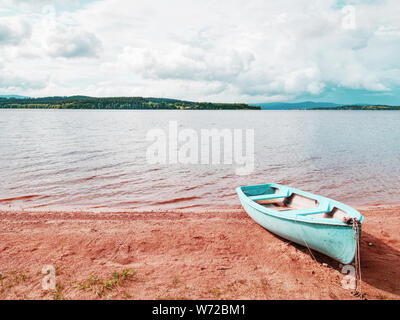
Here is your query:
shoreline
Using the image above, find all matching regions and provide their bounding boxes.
[1,200,397,215]
[1,205,399,300]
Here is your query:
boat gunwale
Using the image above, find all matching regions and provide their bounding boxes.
[236,183,364,227]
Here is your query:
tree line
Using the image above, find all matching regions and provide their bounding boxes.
[0,96,261,110]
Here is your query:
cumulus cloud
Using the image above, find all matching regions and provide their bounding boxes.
[0,0,51,5]
[0,17,31,45]
[44,25,102,58]
[115,46,254,82]
[0,60,48,91]
[93,0,396,101]
[0,0,55,11]
[0,0,399,102]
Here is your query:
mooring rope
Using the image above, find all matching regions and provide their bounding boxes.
[294,215,317,262]
[295,214,364,299]
[350,219,364,300]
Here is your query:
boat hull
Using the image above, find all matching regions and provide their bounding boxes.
[237,185,361,264]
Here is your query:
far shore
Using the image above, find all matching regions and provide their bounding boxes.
[0,204,399,300]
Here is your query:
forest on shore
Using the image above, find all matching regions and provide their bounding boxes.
[0,96,260,110]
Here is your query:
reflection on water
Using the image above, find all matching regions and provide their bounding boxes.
[0,109,399,212]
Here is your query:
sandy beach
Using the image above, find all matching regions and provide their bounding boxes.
[0,204,399,300]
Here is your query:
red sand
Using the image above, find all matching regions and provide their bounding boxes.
[0,204,399,300]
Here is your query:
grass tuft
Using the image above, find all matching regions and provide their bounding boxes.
[75,268,136,298]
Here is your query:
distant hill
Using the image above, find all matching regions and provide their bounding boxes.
[0,95,30,99]
[0,96,260,110]
[252,101,341,110]
[310,104,400,110]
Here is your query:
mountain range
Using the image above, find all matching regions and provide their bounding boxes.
[251,101,342,110]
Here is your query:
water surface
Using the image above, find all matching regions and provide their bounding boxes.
[0,109,399,212]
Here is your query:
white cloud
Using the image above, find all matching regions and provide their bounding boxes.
[0,59,48,91]
[44,25,102,58]
[0,0,399,101]
[0,17,31,45]
[114,45,254,82]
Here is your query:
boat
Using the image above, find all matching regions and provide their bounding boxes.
[236,183,364,264]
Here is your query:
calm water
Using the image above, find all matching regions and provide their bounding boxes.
[0,109,399,212]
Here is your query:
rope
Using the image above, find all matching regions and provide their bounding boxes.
[294,215,317,262]
[295,214,365,299]
[349,219,365,300]
[296,215,365,299]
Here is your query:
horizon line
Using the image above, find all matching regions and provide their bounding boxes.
[1,95,399,107]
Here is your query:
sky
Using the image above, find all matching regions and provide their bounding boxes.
[0,0,399,104]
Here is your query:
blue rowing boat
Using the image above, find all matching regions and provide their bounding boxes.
[236,183,364,264]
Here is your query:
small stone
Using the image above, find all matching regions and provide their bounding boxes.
[368,242,373,246]
[217,266,232,271]
[322,263,328,267]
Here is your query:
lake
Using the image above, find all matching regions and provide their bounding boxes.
[0,109,399,212]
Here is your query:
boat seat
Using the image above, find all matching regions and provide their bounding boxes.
[280,199,330,215]
[249,189,290,201]
[282,207,329,215]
